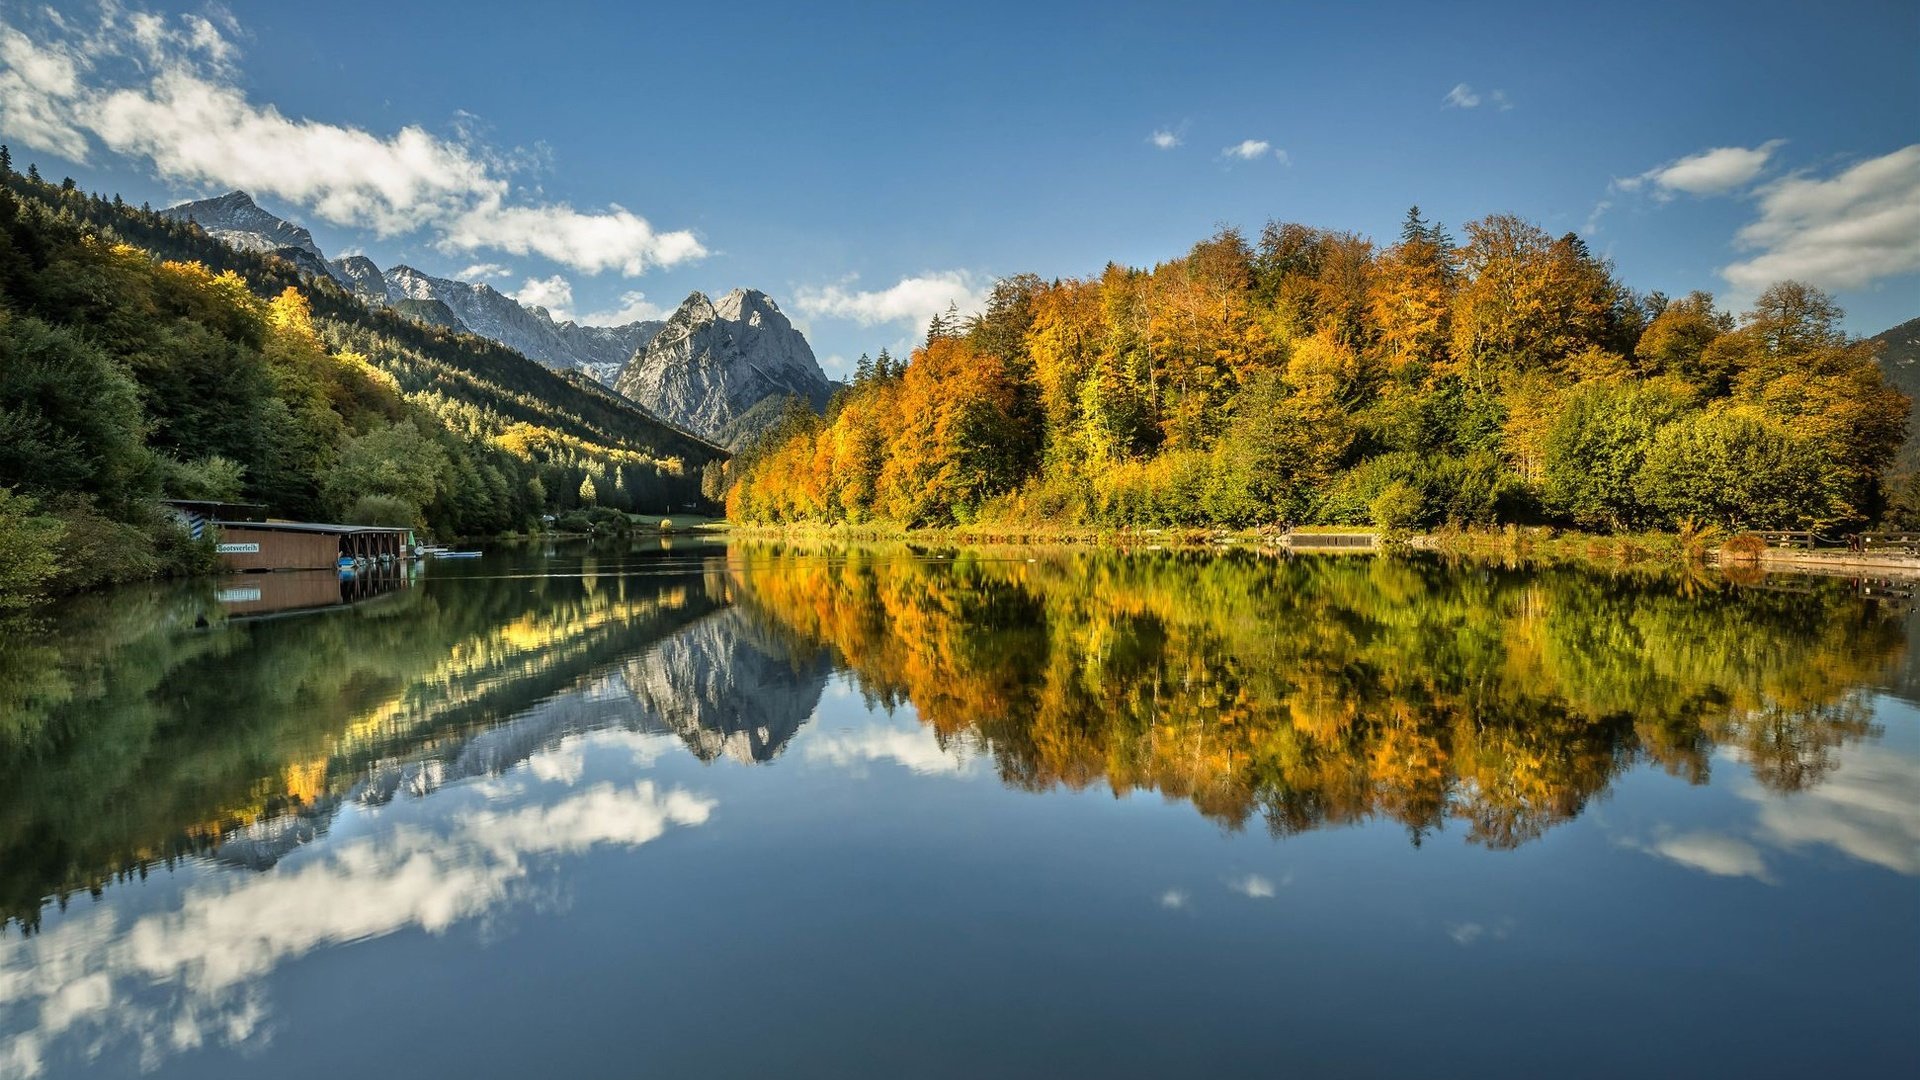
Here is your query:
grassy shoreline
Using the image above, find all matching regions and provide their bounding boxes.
[721,520,1710,563]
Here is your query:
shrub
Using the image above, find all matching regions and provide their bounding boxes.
[0,488,65,608]
[1720,533,1767,562]
[44,498,160,593]
[1370,480,1425,532]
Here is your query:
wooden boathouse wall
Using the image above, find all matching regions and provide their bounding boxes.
[212,522,414,572]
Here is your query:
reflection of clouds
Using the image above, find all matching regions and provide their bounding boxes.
[0,779,713,1078]
[1226,874,1278,899]
[804,723,975,777]
[527,744,586,785]
[1621,735,1919,882]
[1637,831,1774,883]
[1741,739,1920,876]
[1446,918,1512,946]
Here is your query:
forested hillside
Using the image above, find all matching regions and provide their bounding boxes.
[728,211,1911,533]
[0,155,723,604]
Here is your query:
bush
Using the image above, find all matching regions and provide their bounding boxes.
[554,511,595,534]
[1370,481,1425,532]
[1720,533,1767,562]
[44,498,161,593]
[0,488,65,608]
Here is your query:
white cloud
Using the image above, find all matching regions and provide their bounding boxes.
[1720,144,1920,292]
[577,290,669,326]
[1226,873,1276,899]
[0,8,704,277]
[457,262,510,281]
[513,274,573,317]
[1158,889,1189,910]
[1148,128,1181,150]
[1620,140,1785,198]
[1583,199,1612,236]
[1222,138,1287,163]
[442,202,706,277]
[793,271,990,330]
[1443,83,1512,111]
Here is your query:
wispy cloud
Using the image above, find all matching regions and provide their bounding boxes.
[793,271,989,330]
[0,6,704,277]
[457,262,510,281]
[578,290,669,326]
[1222,139,1288,164]
[1720,143,1920,292]
[1158,889,1190,910]
[1443,83,1511,110]
[1148,127,1181,150]
[1618,140,1786,199]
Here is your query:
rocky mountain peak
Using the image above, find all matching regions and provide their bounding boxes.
[162,190,323,260]
[614,288,832,447]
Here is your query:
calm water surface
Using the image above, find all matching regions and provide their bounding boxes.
[1,541,1916,1078]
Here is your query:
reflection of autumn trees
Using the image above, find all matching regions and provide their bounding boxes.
[730,546,1899,847]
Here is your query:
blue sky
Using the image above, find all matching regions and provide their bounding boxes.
[1,0,1916,373]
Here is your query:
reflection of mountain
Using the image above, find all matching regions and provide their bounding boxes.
[623,608,833,763]
[0,553,849,921]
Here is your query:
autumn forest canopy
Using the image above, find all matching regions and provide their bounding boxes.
[726,209,1912,534]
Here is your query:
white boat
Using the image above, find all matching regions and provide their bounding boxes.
[432,550,482,559]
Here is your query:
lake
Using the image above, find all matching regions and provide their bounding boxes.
[2,541,1917,1078]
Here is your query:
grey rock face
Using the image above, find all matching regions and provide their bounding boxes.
[615,289,833,444]
[160,192,663,378]
[385,265,662,377]
[329,255,390,305]
[162,190,325,260]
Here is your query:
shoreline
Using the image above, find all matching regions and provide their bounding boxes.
[719,523,1920,580]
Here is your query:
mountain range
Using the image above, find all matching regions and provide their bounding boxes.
[163,191,836,445]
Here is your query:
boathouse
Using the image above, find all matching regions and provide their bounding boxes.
[212,520,414,572]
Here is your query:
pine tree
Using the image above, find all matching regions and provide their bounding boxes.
[25,163,39,183]
[0,145,11,175]
[875,348,894,380]
[579,475,597,505]
[854,352,874,384]
[1400,206,1430,246]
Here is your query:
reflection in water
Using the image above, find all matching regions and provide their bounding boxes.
[0,542,1915,1076]
[724,546,1905,847]
[0,759,710,1078]
[1,545,1909,931]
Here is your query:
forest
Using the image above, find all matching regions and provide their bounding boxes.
[0,157,723,604]
[726,210,1912,533]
